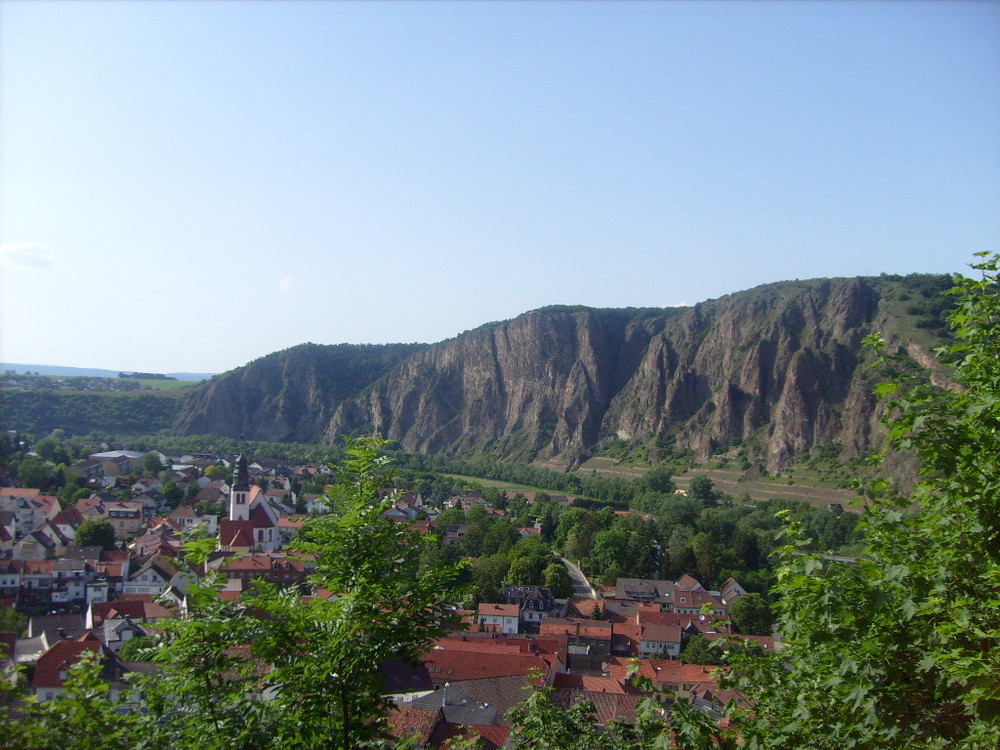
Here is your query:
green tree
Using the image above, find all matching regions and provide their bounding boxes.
[161,479,183,506]
[15,456,53,490]
[0,604,27,636]
[728,592,775,636]
[243,437,466,750]
[641,465,675,495]
[33,437,69,465]
[506,554,547,586]
[74,518,117,551]
[687,474,716,503]
[542,561,574,599]
[116,634,157,661]
[470,553,511,603]
[140,451,163,474]
[679,634,725,666]
[481,520,520,556]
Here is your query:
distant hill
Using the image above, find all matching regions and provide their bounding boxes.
[0,363,216,381]
[172,342,429,442]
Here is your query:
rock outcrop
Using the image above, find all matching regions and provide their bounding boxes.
[175,276,951,471]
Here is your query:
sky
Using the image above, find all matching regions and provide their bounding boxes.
[2,1,998,375]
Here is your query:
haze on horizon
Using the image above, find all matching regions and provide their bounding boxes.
[1,1,998,375]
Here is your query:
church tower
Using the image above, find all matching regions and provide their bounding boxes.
[230,454,251,522]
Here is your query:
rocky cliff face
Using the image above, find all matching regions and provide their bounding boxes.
[326,278,906,470]
[177,277,949,471]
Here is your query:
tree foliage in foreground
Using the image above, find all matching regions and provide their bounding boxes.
[716,252,1000,749]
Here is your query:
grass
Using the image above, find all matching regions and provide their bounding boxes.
[135,379,200,391]
[439,473,555,496]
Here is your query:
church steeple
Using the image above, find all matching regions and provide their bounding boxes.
[233,454,250,491]
[230,454,251,521]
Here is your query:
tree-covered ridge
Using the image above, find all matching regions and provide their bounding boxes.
[228,342,430,400]
[0,390,183,438]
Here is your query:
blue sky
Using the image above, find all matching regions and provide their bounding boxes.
[2,1,998,374]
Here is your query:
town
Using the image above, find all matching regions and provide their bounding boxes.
[0,444,775,747]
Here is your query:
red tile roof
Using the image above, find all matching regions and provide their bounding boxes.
[422,650,550,682]
[0,487,40,499]
[219,520,256,549]
[386,705,441,746]
[31,639,102,689]
[549,689,645,726]
[477,603,518,618]
[604,657,723,689]
[552,673,627,693]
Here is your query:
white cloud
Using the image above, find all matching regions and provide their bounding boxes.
[276,276,294,293]
[0,243,53,269]
[664,300,690,308]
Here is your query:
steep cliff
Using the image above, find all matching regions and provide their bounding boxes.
[173,343,426,442]
[175,275,952,471]
[325,277,948,470]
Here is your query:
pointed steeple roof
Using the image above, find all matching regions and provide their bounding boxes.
[232,455,250,492]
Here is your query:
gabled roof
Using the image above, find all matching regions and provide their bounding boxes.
[50,506,85,529]
[539,618,613,640]
[616,576,675,595]
[193,487,225,504]
[220,553,307,573]
[477,603,518,618]
[62,545,103,562]
[549,689,644,726]
[552,673,627,694]
[386,705,442,747]
[380,659,434,694]
[0,487,41,500]
[604,656,724,688]
[431,723,509,750]
[422,650,550,682]
[249,502,279,528]
[128,555,177,583]
[218,520,256,549]
[674,574,704,591]
[88,598,172,626]
[73,496,104,515]
[21,559,56,575]
[31,639,102,688]
[32,495,61,517]
[639,623,682,644]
